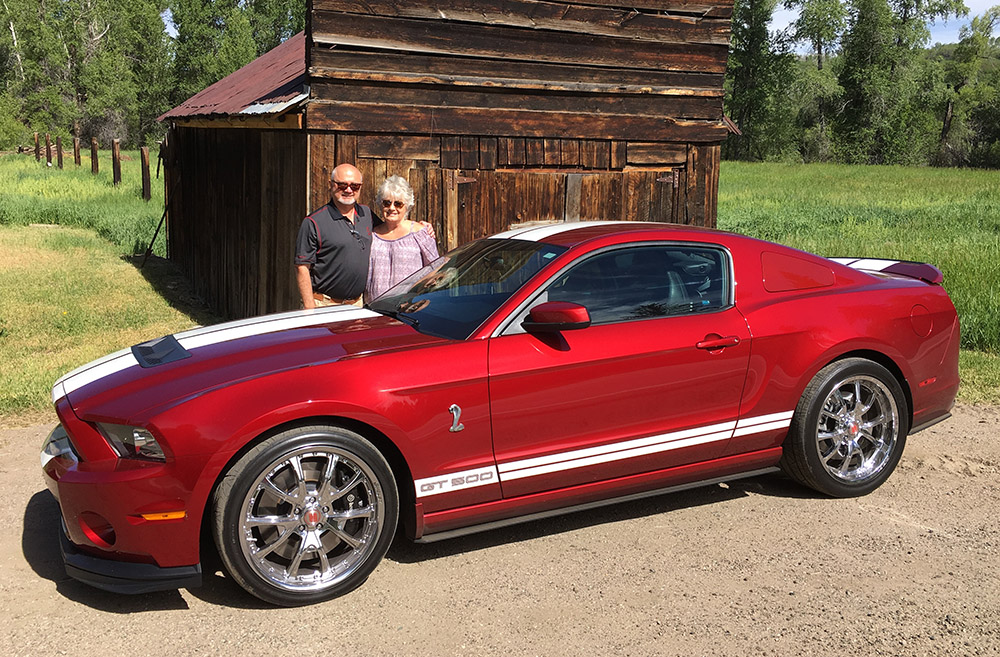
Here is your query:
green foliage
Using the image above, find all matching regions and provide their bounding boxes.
[725,0,799,160]
[0,154,166,257]
[718,161,1000,353]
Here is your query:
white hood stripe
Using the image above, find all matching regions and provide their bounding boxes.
[52,306,380,402]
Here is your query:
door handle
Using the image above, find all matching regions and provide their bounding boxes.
[696,335,740,350]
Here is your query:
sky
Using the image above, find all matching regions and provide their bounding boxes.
[163,3,996,47]
[772,0,998,48]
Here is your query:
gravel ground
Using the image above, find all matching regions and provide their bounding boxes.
[1,405,997,657]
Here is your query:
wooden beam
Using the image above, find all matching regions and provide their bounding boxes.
[312,0,732,45]
[312,14,728,74]
[307,101,728,142]
[310,49,724,97]
[173,114,304,130]
[310,80,722,121]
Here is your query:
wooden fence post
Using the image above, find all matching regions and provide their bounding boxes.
[91,138,99,175]
[34,133,40,161]
[45,134,52,165]
[141,147,151,201]
[73,138,81,166]
[112,139,121,186]
[56,136,63,169]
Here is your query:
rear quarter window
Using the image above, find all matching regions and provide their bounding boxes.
[761,251,836,293]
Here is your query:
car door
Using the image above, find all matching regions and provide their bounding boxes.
[487,243,751,499]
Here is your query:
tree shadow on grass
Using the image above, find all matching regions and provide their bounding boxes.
[125,254,225,327]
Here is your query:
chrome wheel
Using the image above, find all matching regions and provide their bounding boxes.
[816,375,899,484]
[214,426,397,605]
[781,358,909,498]
[239,443,385,592]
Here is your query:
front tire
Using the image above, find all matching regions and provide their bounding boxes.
[781,358,909,497]
[212,425,398,606]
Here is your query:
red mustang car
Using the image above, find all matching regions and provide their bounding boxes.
[41,222,959,606]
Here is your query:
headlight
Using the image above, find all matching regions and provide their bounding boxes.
[97,423,166,461]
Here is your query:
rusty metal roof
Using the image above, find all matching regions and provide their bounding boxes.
[159,32,307,121]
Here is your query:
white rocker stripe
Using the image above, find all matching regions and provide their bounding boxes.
[495,411,794,483]
[500,429,734,482]
[735,410,794,428]
[498,419,738,475]
[52,306,379,402]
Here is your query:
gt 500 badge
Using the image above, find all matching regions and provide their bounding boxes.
[414,466,499,498]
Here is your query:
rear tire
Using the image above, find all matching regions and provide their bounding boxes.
[781,358,908,497]
[212,425,398,606]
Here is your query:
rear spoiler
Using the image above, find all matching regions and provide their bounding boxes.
[830,258,944,285]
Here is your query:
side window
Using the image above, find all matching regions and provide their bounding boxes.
[545,245,729,325]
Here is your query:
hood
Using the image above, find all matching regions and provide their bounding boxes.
[53,306,445,421]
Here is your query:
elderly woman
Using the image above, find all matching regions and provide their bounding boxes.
[365,175,440,302]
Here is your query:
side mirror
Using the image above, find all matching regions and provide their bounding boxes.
[521,301,591,333]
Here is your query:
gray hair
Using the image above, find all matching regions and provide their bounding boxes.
[377,175,415,209]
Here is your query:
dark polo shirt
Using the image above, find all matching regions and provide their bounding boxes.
[295,203,376,300]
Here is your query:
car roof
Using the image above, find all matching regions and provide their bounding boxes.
[490,221,727,248]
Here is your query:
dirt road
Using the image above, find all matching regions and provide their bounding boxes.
[1,406,997,657]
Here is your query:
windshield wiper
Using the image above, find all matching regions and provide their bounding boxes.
[373,307,420,329]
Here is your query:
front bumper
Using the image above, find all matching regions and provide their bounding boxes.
[42,423,205,592]
[60,521,202,594]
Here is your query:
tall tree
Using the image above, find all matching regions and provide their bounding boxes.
[783,0,847,70]
[936,6,1000,163]
[169,0,255,104]
[725,0,796,160]
[244,0,305,56]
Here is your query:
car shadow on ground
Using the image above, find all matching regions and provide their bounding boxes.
[386,471,812,565]
[23,472,817,611]
[22,490,193,612]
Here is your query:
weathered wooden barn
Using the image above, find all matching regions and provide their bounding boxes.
[160,1,734,319]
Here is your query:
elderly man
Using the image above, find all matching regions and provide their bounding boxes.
[295,164,375,308]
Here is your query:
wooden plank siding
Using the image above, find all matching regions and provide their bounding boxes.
[307,0,729,142]
[167,126,307,319]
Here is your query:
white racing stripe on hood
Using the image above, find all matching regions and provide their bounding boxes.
[52,306,379,403]
[176,307,377,350]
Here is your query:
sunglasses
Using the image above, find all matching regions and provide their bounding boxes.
[333,181,362,192]
[381,200,406,209]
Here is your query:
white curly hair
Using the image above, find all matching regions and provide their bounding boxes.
[377,175,415,211]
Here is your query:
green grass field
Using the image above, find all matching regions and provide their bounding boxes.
[0,151,166,256]
[718,162,1000,353]
[0,156,997,423]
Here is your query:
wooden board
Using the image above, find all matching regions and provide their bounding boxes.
[307,101,728,142]
[313,0,732,45]
[312,13,728,74]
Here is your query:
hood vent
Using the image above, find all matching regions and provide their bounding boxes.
[131,335,192,368]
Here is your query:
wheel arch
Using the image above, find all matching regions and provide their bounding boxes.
[824,349,913,429]
[198,414,417,563]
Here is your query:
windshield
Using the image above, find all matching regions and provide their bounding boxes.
[369,239,567,340]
